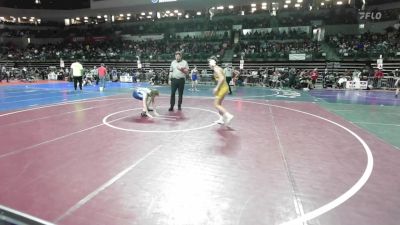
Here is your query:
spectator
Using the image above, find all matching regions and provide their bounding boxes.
[70,60,84,91]
[0,65,8,83]
[190,66,199,91]
[310,68,319,89]
[374,69,384,89]
[223,65,233,94]
[288,67,297,88]
[98,63,107,91]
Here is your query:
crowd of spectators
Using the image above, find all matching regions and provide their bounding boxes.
[2,25,399,62]
[0,34,229,61]
[234,30,322,60]
[0,5,369,39]
[0,26,114,38]
[0,3,399,62]
[327,29,400,59]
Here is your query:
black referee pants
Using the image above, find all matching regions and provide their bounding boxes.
[73,76,83,90]
[170,78,185,109]
[226,77,232,94]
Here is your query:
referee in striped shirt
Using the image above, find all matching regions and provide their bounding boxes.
[168,51,189,111]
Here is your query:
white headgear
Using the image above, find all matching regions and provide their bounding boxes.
[209,59,216,67]
[208,56,218,67]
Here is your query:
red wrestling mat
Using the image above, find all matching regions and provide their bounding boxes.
[0,96,399,225]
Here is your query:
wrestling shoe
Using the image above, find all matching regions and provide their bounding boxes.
[223,113,234,126]
[214,117,224,125]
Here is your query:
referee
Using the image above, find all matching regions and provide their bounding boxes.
[168,51,189,111]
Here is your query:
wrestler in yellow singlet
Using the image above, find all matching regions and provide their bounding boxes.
[214,73,229,99]
[208,56,234,126]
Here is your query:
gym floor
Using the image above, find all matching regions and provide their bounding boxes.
[0,81,399,225]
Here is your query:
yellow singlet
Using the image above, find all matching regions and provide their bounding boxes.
[214,73,229,99]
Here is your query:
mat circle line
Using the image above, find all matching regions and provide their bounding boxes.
[235,99,373,225]
[102,106,220,133]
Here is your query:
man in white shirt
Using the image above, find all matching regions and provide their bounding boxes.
[70,60,84,91]
[168,51,189,111]
[223,65,233,95]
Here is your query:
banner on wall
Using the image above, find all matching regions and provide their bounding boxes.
[289,54,306,61]
[70,36,110,43]
[121,34,164,41]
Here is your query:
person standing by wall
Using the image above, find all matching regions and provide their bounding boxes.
[374,69,384,89]
[70,60,84,91]
[395,72,400,98]
[0,65,8,83]
[98,63,107,92]
[168,51,189,111]
[310,68,319,89]
[190,66,199,91]
[90,66,98,85]
[288,67,297,88]
[223,65,233,95]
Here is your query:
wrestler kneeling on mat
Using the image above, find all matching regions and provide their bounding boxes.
[208,56,234,126]
[132,87,160,118]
